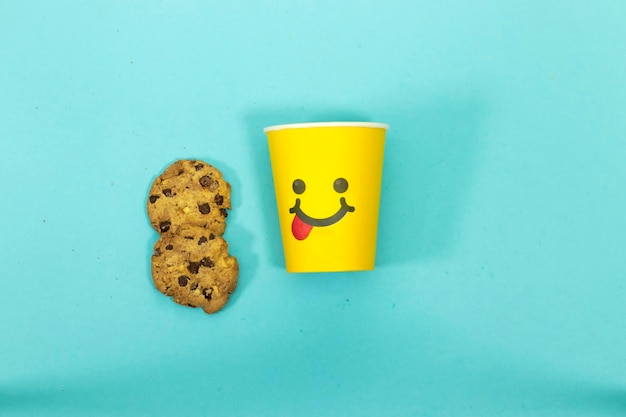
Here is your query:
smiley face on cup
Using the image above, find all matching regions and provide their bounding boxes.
[265,122,387,272]
[289,177,355,240]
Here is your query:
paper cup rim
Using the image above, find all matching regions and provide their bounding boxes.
[263,121,389,133]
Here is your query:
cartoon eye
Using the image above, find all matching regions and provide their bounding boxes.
[333,177,348,193]
[292,179,306,194]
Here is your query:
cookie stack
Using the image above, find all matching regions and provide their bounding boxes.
[147,160,238,314]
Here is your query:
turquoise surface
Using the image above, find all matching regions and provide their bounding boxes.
[2,1,626,416]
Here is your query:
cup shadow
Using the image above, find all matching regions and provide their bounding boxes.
[375,94,488,265]
[242,93,487,268]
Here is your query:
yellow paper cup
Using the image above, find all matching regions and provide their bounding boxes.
[265,122,388,272]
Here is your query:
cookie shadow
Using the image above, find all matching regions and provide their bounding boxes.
[143,167,162,290]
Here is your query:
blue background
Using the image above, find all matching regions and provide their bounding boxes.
[2,1,626,416]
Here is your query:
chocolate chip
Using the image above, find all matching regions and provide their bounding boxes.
[153,248,162,257]
[190,282,198,290]
[187,262,200,274]
[163,188,174,197]
[202,287,213,300]
[209,233,215,240]
[149,195,160,204]
[184,236,194,240]
[194,163,204,171]
[198,236,208,245]
[214,194,224,205]
[220,208,228,218]
[159,221,171,233]
[198,203,210,214]
[200,175,219,191]
[178,275,189,286]
[165,244,174,250]
[200,257,214,268]
[199,176,213,188]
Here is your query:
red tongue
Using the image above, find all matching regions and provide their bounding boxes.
[292,215,313,240]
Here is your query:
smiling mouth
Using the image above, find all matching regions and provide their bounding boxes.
[289,197,355,240]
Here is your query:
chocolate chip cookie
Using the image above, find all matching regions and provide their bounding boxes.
[147,159,232,235]
[151,225,239,314]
